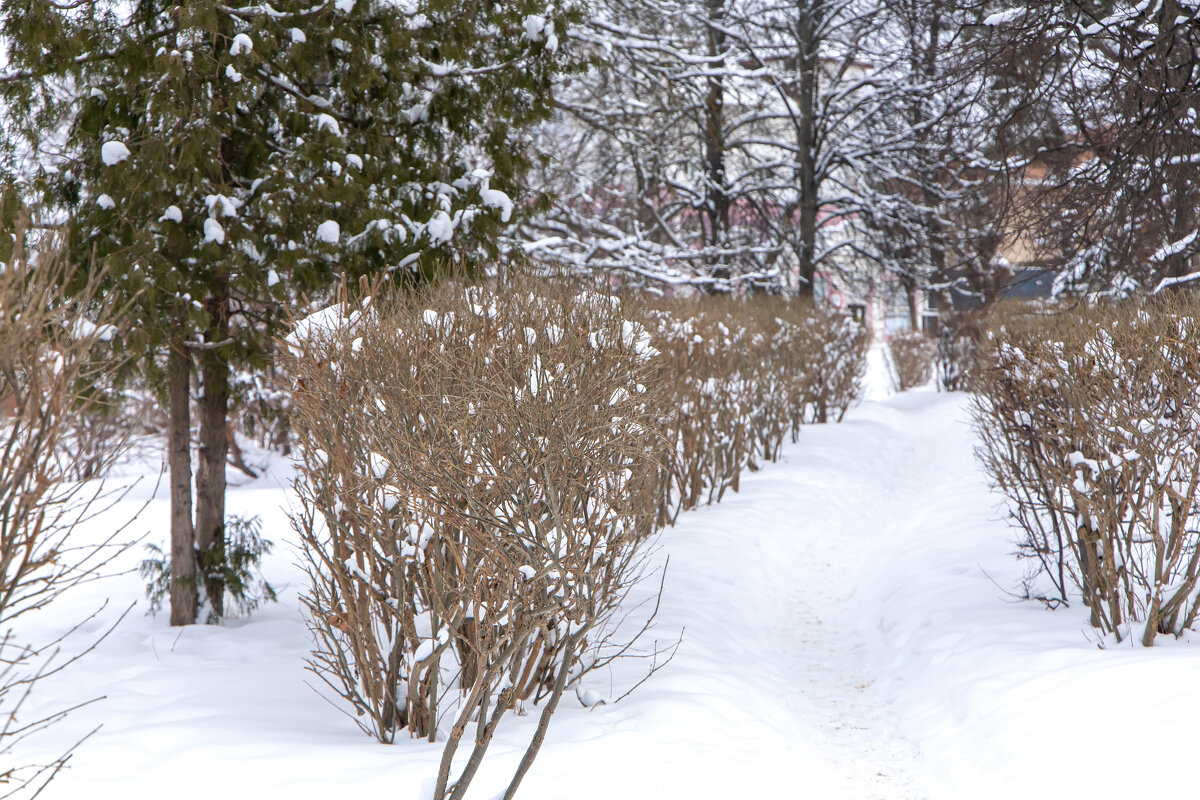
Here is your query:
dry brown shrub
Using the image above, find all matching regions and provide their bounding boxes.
[640,299,762,511]
[285,278,672,799]
[0,222,132,795]
[282,277,870,797]
[974,295,1200,645]
[641,297,867,513]
[936,311,983,391]
[790,305,869,424]
[886,332,936,392]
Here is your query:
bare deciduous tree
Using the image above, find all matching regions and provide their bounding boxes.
[981,1,1200,295]
[525,0,905,295]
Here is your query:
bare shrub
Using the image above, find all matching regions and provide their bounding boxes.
[231,358,292,462]
[53,367,161,483]
[54,387,123,483]
[285,279,671,799]
[791,306,868,424]
[641,300,763,511]
[886,332,935,392]
[283,278,869,796]
[936,311,983,391]
[0,224,132,795]
[642,297,867,513]
[975,296,1200,645]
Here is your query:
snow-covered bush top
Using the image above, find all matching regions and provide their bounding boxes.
[975,298,1200,646]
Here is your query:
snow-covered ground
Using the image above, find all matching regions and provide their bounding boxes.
[18,374,1200,798]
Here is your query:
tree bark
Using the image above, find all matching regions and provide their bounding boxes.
[168,319,196,627]
[447,687,514,800]
[703,0,731,287]
[195,281,231,622]
[794,2,820,298]
[917,5,947,293]
[904,276,921,332]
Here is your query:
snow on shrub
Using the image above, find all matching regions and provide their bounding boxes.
[284,279,671,799]
[790,305,869,424]
[975,297,1200,645]
[642,297,867,514]
[282,277,869,796]
[887,331,936,392]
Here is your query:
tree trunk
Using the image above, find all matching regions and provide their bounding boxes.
[918,6,947,293]
[905,277,921,332]
[168,321,196,627]
[195,281,231,622]
[794,2,820,298]
[703,0,730,287]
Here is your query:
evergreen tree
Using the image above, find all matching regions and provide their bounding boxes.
[1,0,575,624]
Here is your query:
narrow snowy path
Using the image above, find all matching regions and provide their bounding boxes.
[556,399,933,798]
[515,388,960,798]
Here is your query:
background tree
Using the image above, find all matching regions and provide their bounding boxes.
[852,0,1026,322]
[524,0,900,294]
[737,0,895,297]
[980,0,1200,295]
[523,0,769,288]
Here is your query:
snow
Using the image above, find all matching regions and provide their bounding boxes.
[426,210,453,244]
[849,393,1200,798]
[369,452,389,479]
[20,376,1200,798]
[96,193,115,210]
[70,317,117,342]
[982,7,1025,25]
[229,33,253,56]
[523,14,557,50]
[202,218,226,245]
[523,14,545,40]
[204,194,240,218]
[225,64,243,83]
[315,113,341,137]
[481,188,513,223]
[1150,229,1200,265]
[315,220,340,244]
[100,140,130,166]
[290,28,307,44]
[284,302,368,355]
[158,205,183,224]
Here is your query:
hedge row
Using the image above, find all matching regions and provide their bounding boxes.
[283,277,867,797]
[974,297,1200,646]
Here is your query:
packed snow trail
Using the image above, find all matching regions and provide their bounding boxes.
[520,390,938,798]
[25,388,1200,798]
